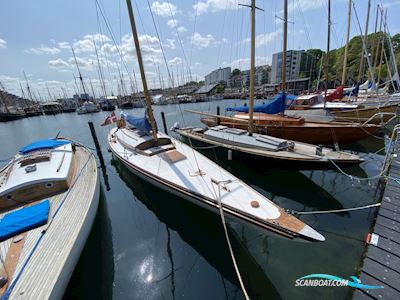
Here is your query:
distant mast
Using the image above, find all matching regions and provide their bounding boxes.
[357,0,371,82]
[23,71,35,103]
[71,47,88,100]
[247,0,256,136]
[282,0,288,93]
[323,0,331,110]
[341,0,352,86]
[126,0,158,141]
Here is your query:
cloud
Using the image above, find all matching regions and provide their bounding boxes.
[226,56,272,69]
[191,32,215,48]
[101,34,162,65]
[242,31,280,48]
[193,0,237,15]
[73,33,111,53]
[27,46,61,55]
[68,56,95,70]
[0,38,6,49]
[48,58,69,69]
[177,26,187,33]
[167,19,178,29]
[168,56,182,66]
[288,0,324,14]
[164,39,176,49]
[57,42,70,49]
[151,1,177,17]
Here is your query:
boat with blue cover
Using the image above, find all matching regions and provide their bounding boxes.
[0,138,99,299]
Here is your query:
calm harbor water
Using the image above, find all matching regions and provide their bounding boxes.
[0,100,388,299]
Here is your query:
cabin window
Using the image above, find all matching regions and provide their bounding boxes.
[6,194,12,201]
[45,182,54,189]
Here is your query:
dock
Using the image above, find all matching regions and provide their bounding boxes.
[354,127,400,299]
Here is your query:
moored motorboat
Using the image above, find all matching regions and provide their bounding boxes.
[76,101,101,114]
[0,138,99,299]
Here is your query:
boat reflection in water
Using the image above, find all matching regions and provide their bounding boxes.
[64,188,114,299]
[111,158,282,299]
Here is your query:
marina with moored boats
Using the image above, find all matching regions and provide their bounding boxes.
[1,0,400,299]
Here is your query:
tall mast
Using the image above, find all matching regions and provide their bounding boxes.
[93,40,107,97]
[282,0,288,93]
[324,0,331,110]
[357,0,371,82]
[23,71,35,103]
[247,0,256,135]
[89,78,97,100]
[46,84,53,102]
[19,82,26,100]
[341,0,352,86]
[71,47,88,98]
[126,0,158,141]
[373,5,383,71]
[0,81,10,113]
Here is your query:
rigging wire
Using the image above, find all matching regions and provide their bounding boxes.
[166,0,193,82]
[188,0,199,73]
[95,0,138,95]
[146,0,174,87]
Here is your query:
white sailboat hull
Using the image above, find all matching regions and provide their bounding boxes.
[108,127,325,241]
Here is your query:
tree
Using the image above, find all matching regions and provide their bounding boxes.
[231,68,241,77]
[214,84,225,94]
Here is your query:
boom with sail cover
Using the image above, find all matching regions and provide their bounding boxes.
[226,92,296,114]
[121,112,152,133]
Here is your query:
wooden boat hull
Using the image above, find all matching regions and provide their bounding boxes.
[0,145,99,299]
[331,104,398,123]
[201,116,379,145]
[176,128,361,165]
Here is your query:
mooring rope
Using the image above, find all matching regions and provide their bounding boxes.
[211,180,250,300]
[328,158,388,181]
[289,203,381,215]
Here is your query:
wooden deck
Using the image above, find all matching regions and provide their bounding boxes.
[0,146,99,299]
[353,132,400,300]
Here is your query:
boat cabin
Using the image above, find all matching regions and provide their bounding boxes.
[0,140,75,211]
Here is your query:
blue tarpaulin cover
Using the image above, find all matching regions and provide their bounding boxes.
[0,200,50,242]
[226,92,296,114]
[19,139,70,154]
[121,112,152,133]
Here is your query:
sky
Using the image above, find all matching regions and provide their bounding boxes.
[0,0,399,100]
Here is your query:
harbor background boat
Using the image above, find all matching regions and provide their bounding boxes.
[0,100,388,299]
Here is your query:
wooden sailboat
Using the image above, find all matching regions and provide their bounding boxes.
[0,138,99,298]
[107,0,325,242]
[196,110,379,145]
[177,0,363,161]
[197,0,381,144]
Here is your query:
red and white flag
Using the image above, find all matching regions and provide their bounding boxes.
[101,112,117,126]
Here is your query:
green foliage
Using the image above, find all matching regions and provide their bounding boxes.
[231,68,241,77]
[214,84,225,94]
[312,32,399,85]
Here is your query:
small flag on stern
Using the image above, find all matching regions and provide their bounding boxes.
[101,112,117,126]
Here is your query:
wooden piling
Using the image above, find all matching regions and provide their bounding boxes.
[161,111,168,134]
